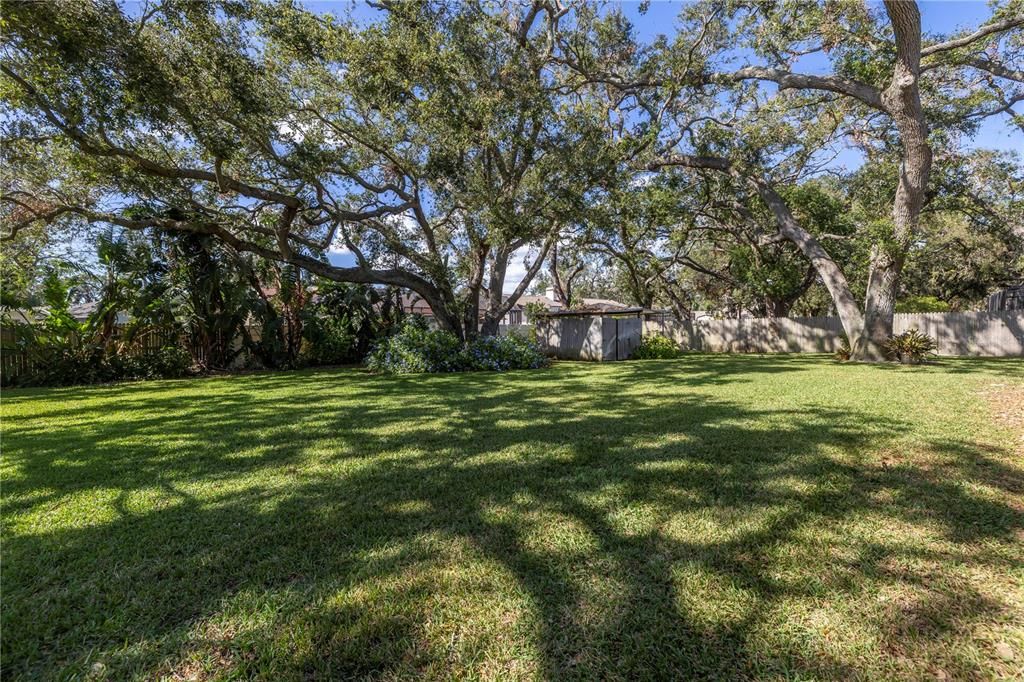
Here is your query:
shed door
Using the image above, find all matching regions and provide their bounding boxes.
[615,317,642,360]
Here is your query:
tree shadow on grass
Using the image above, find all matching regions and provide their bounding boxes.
[2,358,1022,680]
[852,356,1024,378]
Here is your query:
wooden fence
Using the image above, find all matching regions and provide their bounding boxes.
[642,311,1024,357]
[496,324,534,339]
[0,325,180,381]
[0,327,31,379]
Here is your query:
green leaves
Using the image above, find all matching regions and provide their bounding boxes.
[4,0,1021,336]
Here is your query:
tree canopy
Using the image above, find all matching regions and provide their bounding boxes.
[3,0,1022,359]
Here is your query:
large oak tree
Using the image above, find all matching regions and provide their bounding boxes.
[1,0,611,339]
[567,0,1023,359]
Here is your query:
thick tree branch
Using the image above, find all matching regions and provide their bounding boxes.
[1,203,73,241]
[713,66,885,111]
[920,14,1024,57]
[2,64,303,208]
[965,57,1024,83]
[495,233,556,318]
[646,154,864,337]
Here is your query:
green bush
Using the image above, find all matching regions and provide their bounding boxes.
[885,328,937,364]
[8,345,109,387]
[300,281,400,366]
[302,316,359,366]
[462,334,549,371]
[3,345,192,387]
[366,320,464,373]
[116,346,192,380]
[366,320,548,374]
[895,296,951,313]
[632,334,683,359]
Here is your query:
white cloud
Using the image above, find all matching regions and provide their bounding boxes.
[328,231,353,255]
[502,245,537,294]
[276,110,344,146]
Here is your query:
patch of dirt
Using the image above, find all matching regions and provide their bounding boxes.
[162,622,240,681]
[979,381,1024,455]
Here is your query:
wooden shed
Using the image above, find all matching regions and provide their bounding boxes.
[533,307,644,361]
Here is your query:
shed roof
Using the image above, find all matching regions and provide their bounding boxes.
[538,305,647,318]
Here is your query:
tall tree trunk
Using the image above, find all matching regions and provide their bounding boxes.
[460,247,487,340]
[434,302,466,341]
[853,0,933,361]
[766,265,816,318]
[766,297,790,318]
[482,236,554,336]
[479,315,501,337]
[480,246,510,337]
[660,277,693,321]
[623,259,654,309]
[857,247,902,360]
[410,283,465,341]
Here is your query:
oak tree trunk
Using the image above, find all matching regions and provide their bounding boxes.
[852,0,933,361]
[749,180,866,346]
[479,247,510,337]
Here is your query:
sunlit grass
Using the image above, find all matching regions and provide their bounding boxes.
[2,355,1022,680]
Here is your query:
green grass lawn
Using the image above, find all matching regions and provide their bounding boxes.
[2,356,1023,680]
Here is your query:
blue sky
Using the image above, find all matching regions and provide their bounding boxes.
[622,0,997,40]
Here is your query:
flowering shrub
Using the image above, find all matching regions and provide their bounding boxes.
[365,321,466,373]
[366,321,548,374]
[462,334,549,371]
[631,334,683,359]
